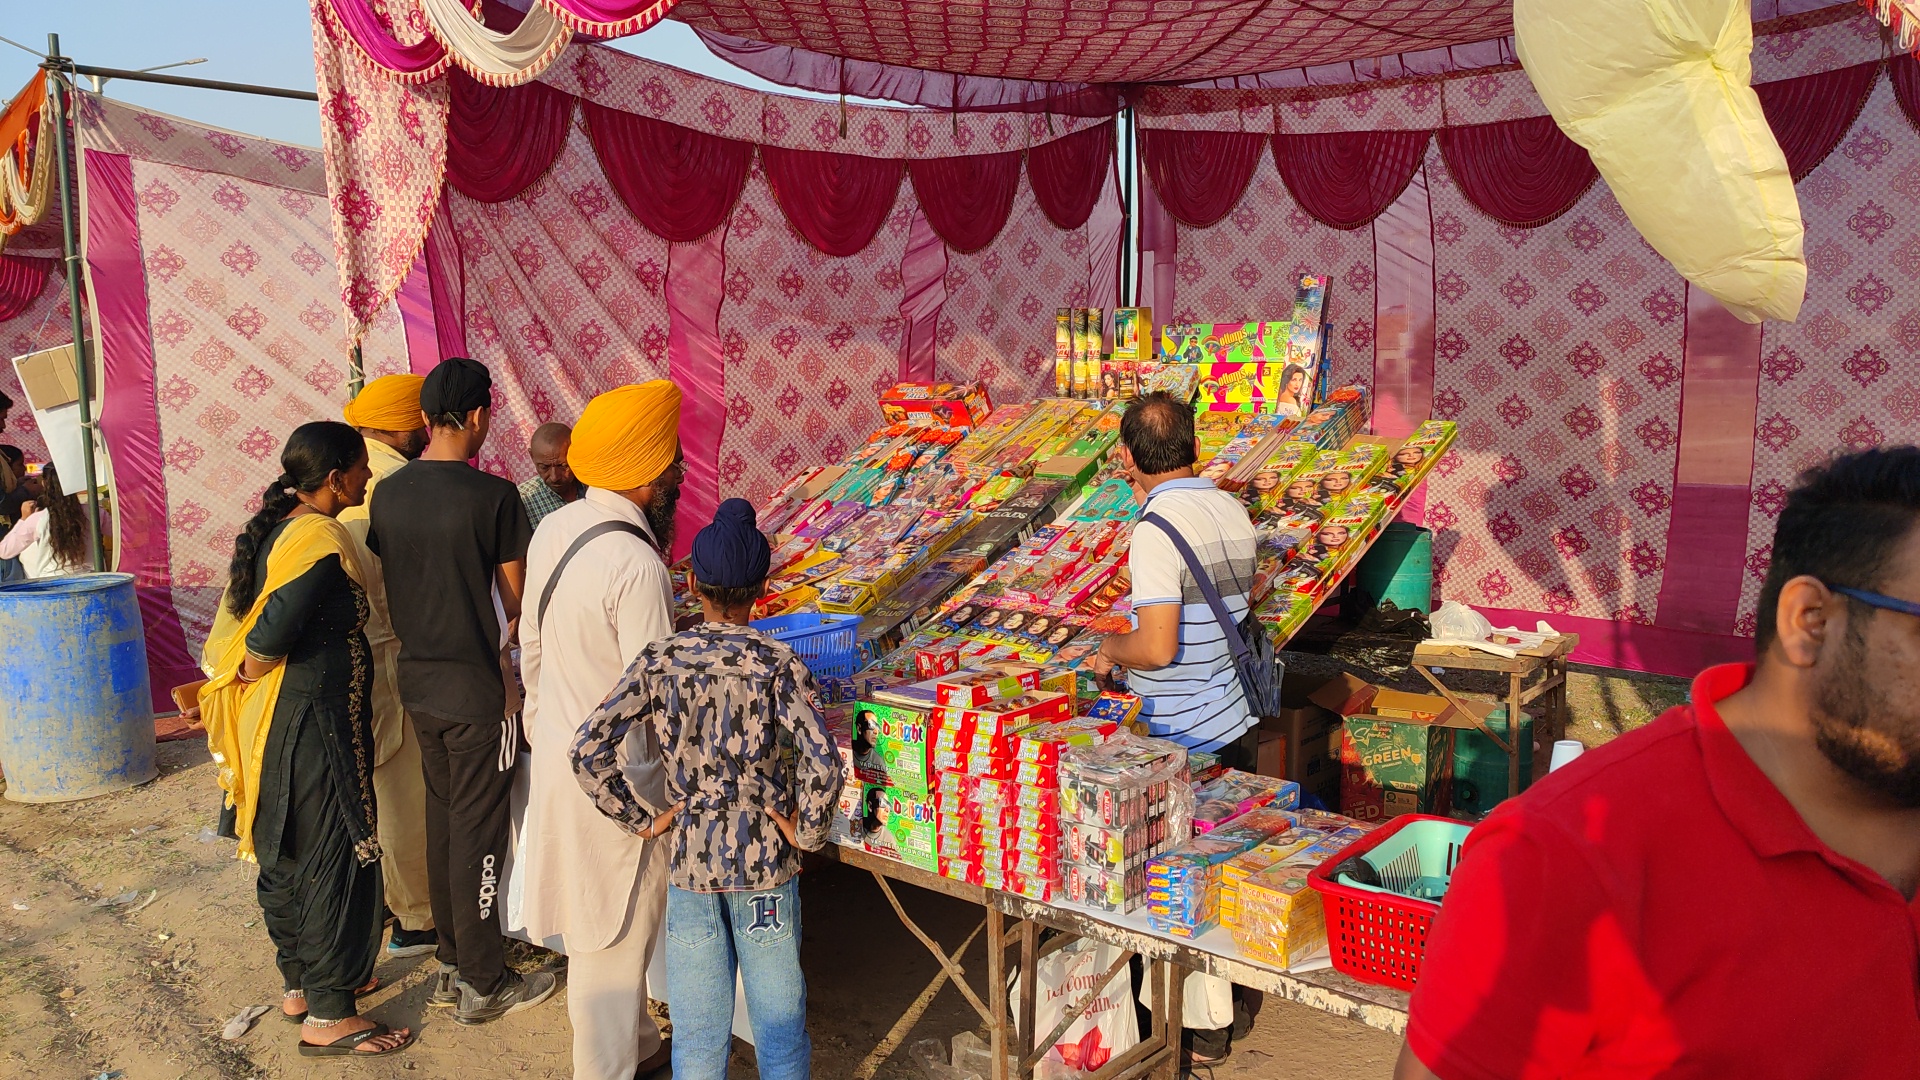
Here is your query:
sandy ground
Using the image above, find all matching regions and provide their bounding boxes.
[0,660,1683,1080]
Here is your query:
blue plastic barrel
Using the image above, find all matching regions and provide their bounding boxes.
[1352,522,1435,613]
[0,574,157,802]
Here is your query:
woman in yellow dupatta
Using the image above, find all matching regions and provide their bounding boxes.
[201,421,413,1058]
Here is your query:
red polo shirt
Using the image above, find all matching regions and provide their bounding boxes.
[1408,663,1920,1079]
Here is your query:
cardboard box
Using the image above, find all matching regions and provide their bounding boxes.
[860,783,938,872]
[11,341,92,411]
[1291,730,1341,808]
[1255,728,1285,779]
[852,703,935,794]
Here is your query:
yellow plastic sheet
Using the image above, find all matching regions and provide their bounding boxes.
[1515,0,1804,323]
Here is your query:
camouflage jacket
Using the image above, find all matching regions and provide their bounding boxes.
[571,623,840,892]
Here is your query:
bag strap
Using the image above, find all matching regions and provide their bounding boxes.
[535,519,650,630]
[1138,511,1252,667]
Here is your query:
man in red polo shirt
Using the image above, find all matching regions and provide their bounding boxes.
[1399,447,1920,1079]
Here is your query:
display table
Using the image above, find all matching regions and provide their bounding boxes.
[1408,634,1579,799]
[822,843,1409,1080]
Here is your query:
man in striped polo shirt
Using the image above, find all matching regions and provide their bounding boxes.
[1090,391,1262,1067]
[1092,391,1261,764]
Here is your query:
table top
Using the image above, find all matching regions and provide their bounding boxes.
[1412,632,1579,669]
[822,843,1412,1036]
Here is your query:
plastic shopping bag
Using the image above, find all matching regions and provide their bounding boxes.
[1009,937,1140,1076]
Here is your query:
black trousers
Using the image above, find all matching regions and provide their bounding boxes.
[256,703,383,1021]
[414,711,514,996]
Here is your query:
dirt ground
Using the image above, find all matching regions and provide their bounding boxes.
[0,658,1682,1080]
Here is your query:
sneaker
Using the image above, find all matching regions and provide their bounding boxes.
[387,926,439,958]
[454,970,558,1025]
[429,964,461,1009]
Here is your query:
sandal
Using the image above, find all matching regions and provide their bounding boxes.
[296,1021,416,1057]
[279,977,385,1023]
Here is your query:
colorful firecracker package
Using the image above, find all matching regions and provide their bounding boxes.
[859,783,939,873]
[1064,860,1148,913]
[1136,362,1200,402]
[1191,771,1301,832]
[1292,494,1389,586]
[1112,306,1152,362]
[1233,862,1328,968]
[851,702,935,795]
[826,710,863,847]
[1055,309,1074,397]
[1219,833,1319,930]
[1284,275,1331,394]
[878,381,992,430]
[935,665,1047,707]
[1363,420,1459,499]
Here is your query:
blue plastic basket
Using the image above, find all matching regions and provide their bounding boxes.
[750,613,862,679]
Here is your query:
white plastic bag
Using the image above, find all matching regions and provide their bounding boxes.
[1136,968,1235,1032]
[1009,938,1139,1076]
[1429,601,1494,643]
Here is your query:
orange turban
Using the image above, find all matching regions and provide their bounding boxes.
[569,380,683,490]
[342,374,425,431]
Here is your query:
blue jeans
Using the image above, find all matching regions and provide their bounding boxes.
[665,877,811,1080]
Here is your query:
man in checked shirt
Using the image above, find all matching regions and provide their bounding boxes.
[572,498,841,1080]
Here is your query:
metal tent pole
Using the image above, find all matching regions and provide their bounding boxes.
[67,63,317,101]
[44,35,106,571]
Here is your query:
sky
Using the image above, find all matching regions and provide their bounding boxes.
[0,2,850,148]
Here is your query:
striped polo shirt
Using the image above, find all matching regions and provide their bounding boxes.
[1127,477,1258,752]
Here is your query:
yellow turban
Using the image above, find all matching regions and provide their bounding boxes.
[569,380,683,490]
[342,374,426,431]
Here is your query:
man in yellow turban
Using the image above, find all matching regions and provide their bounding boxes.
[337,373,436,958]
[517,379,682,1079]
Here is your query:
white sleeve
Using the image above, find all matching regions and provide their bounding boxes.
[1129,519,1184,609]
[612,549,676,664]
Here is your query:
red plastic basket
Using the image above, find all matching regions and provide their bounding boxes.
[1306,813,1455,991]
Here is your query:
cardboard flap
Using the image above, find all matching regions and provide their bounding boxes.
[11,342,93,412]
[1308,671,1376,716]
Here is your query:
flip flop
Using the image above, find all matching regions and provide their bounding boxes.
[296,1021,416,1057]
[281,977,385,1024]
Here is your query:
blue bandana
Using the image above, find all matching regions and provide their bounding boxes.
[691,498,770,589]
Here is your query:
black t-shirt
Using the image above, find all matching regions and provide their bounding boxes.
[368,459,532,723]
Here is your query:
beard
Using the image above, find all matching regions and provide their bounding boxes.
[401,429,428,459]
[1810,619,1920,808]
[645,480,681,550]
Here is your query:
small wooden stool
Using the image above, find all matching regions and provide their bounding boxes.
[1409,634,1578,800]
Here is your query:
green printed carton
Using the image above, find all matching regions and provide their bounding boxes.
[859,783,939,873]
[851,702,935,795]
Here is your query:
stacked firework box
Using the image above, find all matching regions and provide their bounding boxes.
[1144,804,1299,938]
[923,666,1104,900]
[1230,812,1379,967]
[1055,308,1107,400]
[1058,732,1189,913]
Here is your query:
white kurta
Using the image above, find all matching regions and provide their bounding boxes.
[512,487,673,952]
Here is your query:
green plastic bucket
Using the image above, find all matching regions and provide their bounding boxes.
[1352,522,1433,614]
[1452,706,1534,817]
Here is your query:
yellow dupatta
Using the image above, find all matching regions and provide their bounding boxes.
[201,512,368,861]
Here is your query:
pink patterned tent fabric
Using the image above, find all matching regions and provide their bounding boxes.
[74,93,411,703]
[1135,10,1908,674]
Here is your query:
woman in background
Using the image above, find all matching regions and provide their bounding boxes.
[0,462,91,579]
[198,421,412,1058]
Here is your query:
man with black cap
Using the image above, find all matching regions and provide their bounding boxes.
[366,357,550,1024]
[572,498,842,1080]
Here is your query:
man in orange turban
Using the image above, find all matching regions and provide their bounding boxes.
[342,374,428,460]
[518,379,683,1079]
[337,372,436,958]
[567,379,685,545]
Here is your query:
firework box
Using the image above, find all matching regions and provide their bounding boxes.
[1137,362,1200,401]
[1055,310,1074,396]
[852,702,936,795]
[916,647,961,679]
[1161,322,1258,366]
[1196,361,1278,410]
[1285,275,1330,373]
[860,783,939,872]
[936,666,1047,707]
[879,382,993,430]
[1113,306,1152,362]
[1365,419,1459,499]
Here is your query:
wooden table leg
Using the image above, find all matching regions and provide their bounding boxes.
[1508,671,1524,799]
[1019,918,1038,1075]
[989,905,1008,1080]
[1156,961,1186,1080]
